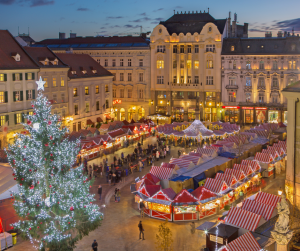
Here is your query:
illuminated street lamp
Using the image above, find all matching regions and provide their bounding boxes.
[278,187,283,196]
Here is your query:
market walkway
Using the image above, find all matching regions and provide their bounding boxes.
[6,136,286,251]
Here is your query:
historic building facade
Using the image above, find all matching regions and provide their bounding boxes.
[35,36,151,122]
[150,11,248,122]
[221,33,300,124]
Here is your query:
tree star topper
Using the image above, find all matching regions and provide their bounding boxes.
[36,76,46,91]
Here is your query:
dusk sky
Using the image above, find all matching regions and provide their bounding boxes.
[1,0,300,41]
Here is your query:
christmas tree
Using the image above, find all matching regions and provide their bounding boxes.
[7,77,102,251]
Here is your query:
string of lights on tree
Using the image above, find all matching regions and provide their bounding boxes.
[7,77,103,251]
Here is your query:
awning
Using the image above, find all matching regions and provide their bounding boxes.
[196,221,216,231]
[106,115,111,120]
[97,117,103,123]
[87,119,94,125]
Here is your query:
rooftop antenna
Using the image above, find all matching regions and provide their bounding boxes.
[174,10,175,15]
[208,8,209,13]
[18,26,19,36]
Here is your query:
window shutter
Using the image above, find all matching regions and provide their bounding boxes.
[20,73,23,81]
[20,91,23,101]
[5,115,9,125]
[32,73,35,80]
[26,90,29,100]
[13,92,16,102]
[14,114,17,125]
[25,73,28,80]
[32,90,35,99]
[4,74,7,81]
[12,74,15,81]
[4,92,8,103]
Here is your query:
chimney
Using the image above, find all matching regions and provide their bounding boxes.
[265,31,272,37]
[243,23,248,38]
[208,8,209,13]
[232,21,236,37]
[70,33,76,38]
[277,31,283,37]
[227,12,232,38]
[288,32,290,36]
[234,13,237,22]
[59,32,66,39]
[284,31,287,37]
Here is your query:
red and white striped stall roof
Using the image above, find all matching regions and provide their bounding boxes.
[224,168,246,181]
[233,164,253,176]
[241,199,276,221]
[189,152,202,157]
[204,146,220,151]
[271,146,285,155]
[204,178,228,194]
[150,166,174,180]
[215,173,237,187]
[262,148,279,159]
[179,155,201,165]
[241,160,260,172]
[255,152,274,163]
[226,231,261,251]
[255,192,281,207]
[225,207,262,231]
[169,158,193,169]
[196,148,216,156]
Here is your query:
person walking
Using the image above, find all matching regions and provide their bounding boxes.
[190,222,196,234]
[139,201,145,218]
[114,188,118,202]
[92,240,98,251]
[138,221,145,240]
[139,160,143,172]
[116,189,121,202]
[166,145,169,155]
[108,172,112,186]
[112,172,116,186]
[156,150,160,161]
[98,185,102,200]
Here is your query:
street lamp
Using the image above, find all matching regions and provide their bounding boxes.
[150,100,154,105]
[278,187,283,196]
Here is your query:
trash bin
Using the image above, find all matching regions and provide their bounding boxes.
[11,233,17,244]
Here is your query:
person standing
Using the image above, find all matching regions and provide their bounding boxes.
[156,150,160,161]
[92,240,98,251]
[138,221,145,240]
[116,189,121,202]
[112,172,116,186]
[166,145,169,155]
[190,222,195,234]
[140,201,145,218]
[98,185,102,200]
[139,160,143,172]
[108,172,112,186]
[114,188,118,202]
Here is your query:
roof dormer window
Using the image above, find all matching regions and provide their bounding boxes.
[11,53,20,61]
[50,58,58,65]
[71,71,76,75]
[92,70,97,74]
[231,46,235,52]
[82,70,87,75]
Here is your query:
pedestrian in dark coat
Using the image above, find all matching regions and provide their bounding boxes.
[92,240,98,251]
[98,185,102,200]
[138,221,145,240]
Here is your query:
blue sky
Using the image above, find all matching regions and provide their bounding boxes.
[1,0,300,41]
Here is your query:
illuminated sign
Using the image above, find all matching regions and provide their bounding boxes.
[242,107,254,110]
[210,235,223,244]
[113,99,122,105]
[255,107,267,110]
[222,106,240,109]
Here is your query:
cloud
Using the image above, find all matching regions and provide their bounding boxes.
[153,17,164,21]
[77,7,89,11]
[0,0,16,4]
[248,28,265,32]
[175,5,183,8]
[151,21,159,24]
[109,25,120,28]
[153,8,163,12]
[139,12,146,16]
[130,17,152,23]
[124,24,140,28]
[100,27,106,29]
[273,18,300,31]
[30,0,54,6]
[107,16,123,19]
[60,17,65,21]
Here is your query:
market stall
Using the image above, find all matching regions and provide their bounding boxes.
[233,164,254,176]
[169,176,194,194]
[224,169,246,181]
[241,199,277,221]
[172,189,200,221]
[148,198,173,220]
[241,160,261,172]
[150,165,177,189]
[254,153,275,177]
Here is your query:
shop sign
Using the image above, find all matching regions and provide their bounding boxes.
[210,235,223,244]
[222,106,240,109]
[113,99,122,105]
[242,107,254,110]
[255,107,267,110]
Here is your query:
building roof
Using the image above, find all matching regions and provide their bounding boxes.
[204,178,228,194]
[207,223,239,237]
[255,192,281,207]
[222,36,300,55]
[225,231,261,251]
[19,34,35,43]
[34,36,150,50]
[159,12,227,35]
[172,189,198,204]
[57,53,113,79]
[23,47,68,68]
[241,199,276,221]
[0,30,39,70]
[191,186,217,201]
[282,80,300,92]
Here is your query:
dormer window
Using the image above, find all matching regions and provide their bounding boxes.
[11,53,20,62]
[82,70,87,75]
[92,70,97,74]
[50,58,58,65]
[231,46,235,52]
[71,71,76,75]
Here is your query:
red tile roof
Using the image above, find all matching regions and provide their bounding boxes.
[57,53,113,79]
[0,30,39,69]
[173,189,198,204]
[23,47,68,68]
[162,188,177,201]
[143,173,160,184]
[191,186,217,201]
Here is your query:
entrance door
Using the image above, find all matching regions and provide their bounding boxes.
[78,122,81,131]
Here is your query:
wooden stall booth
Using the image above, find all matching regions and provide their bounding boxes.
[255,152,275,177]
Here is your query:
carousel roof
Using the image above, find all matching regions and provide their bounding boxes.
[183,120,213,135]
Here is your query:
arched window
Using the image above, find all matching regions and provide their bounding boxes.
[231,46,235,51]
[206,60,213,69]
[138,108,145,120]
[246,61,251,70]
[128,108,133,121]
[120,108,125,121]
[157,60,164,69]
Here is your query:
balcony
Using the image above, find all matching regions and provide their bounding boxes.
[244,85,252,92]
[271,85,280,91]
[257,85,266,91]
[171,83,199,88]
[225,85,238,89]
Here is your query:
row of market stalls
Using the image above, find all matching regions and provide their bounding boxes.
[132,138,286,222]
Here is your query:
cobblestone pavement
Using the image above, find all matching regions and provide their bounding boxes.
[7,136,286,251]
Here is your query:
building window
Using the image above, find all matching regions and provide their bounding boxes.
[52,78,56,87]
[259,61,264,70]
[206,60,213,69]
[120,73,124,81]
[96,85,99,94]
[195,45,199,53]
[157,76,164,84]
[229,92,236,102]
[259,93,264,103]
[128,89,132,98]
[73,88,78,97]
[173,76,177,83]
[187,45,192,53]
[271,95,278,103]
[206,44,215,52]
[229,76,236,85]
[288,77,295,85]
[105,85,109,92]
[15,113,22,124]
[0,92,4,103]
[258,77,265,87]
[246,77,251,86]
[187,76,191,84]
[173,45,177,53]
[187,60,191,69]
[195,76,199,84]
[113,89,116,98]
[128,73,132,81]
[180,45,184,53]
[96,101,100,111]
[246,61,251,70]
[27,73,32,80]
[128,59,132,66]
[173,61,177,69]
[0,115,6,126]
[180,60,184,68]
[53,94,57,103]
[74,105,78,115]
[273,61,278,70]
[157,45,165,53]
[61,93,65,102]
[139,59,143,66]
[0,74,5,82]
[289,60,296,70]
[194,61,199,69]
[60,77,64,87]
[139,73,144,82]
[105,59,108,67]
[231,46,235,52]
[85,86,89,95]
[180,76,184,84]
[120,59,123,66]
[233,61,236,69]
[157,60,164,69]
[85,102,89,113]
[272,77,278,87]
[105,100,109,109]
[14,91,22,101]
[139,89,144,99]
[120,89,124,98]
[14,73,21,81]
[27,90,33,100]
[245,93,251,102]
[206,76,213,85]
[44,78,48,87]
[112,59,116,67]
